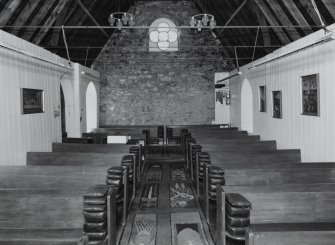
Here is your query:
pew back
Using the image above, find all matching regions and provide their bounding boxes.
[224,167,335,185]
[0,189,84,229]
[27,152,125,166]
[52,143,133,153]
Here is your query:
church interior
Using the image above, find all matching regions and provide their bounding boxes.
[1,0,335,244]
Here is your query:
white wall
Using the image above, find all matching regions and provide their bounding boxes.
[230,24,335,162]
[0,30,72,165]
[0,30,100,165]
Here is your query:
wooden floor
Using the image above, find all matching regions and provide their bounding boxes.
[119,151,216,245]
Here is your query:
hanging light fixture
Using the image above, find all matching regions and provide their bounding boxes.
[109,0,135,30]
[190,0,216,31]
[109,12,134,30]
[190,14,216,31]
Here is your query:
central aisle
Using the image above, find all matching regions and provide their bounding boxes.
[119,153,215,245]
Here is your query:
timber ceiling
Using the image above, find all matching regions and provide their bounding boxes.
[0,0,334,69]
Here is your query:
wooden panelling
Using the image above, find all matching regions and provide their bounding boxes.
[230,24,335,162]
[0,30,72,166]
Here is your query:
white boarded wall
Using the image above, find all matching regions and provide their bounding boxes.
[0,30,73,165]
[230,24,335,162]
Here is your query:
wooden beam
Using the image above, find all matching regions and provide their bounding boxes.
[75,0,109,38]
[50,2,71,46]
[267,0,301,41]
[195,0,233,58]
[62,0,100,43]
[10,0,44,36]
[223,0,256,44]
[251,1,271,50]
[33,0,70,45]
[297,0,323,25]
[320,0,335,20]
[281,0,313,35]
[20,0,58,41]
[253,0,290,44]
[0,0,23,26]
[219,0,248,34]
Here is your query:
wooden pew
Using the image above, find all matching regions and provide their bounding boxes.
[200,150,301,167]
[52,142,145,176]
[190,149,301,184]
[27,152,126,166]
[215,185,335,245]
[52,143,135,153]
[200,141,277,151]
[0,166,107,189]
[201,165,335,226]
[223,167,335,186]
[0,188,119,245]
[190,136,261,145]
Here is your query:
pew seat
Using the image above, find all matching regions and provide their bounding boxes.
[246,222,335,245]
[0,228,83,245]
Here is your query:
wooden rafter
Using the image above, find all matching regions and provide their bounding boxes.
[10,0,43,36]
[194,0,233,59]
[33,0,70,45]
[219,0,248,34]
[320,0,335,19]
[297,0,324,26]
[281,0,313,35]
[251,1,271,48]
[253,0,290,44]
[57,0,111,62]
[224,0,256,45]
[267,1,301,41]
[75,0,109,38]
[62,0,100,43]
[0,0,23,26]
[51,2,72,46]
[20,0,58,41]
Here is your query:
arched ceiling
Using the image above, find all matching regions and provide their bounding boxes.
[0,0,334,69]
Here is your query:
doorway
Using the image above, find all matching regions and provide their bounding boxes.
[60,85,66,138]
[86,82,98,133]
[241,79,253,133]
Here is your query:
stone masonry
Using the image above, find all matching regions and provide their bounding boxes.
[93,1,230,125]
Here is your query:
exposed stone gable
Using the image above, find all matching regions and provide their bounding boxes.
[93,1,230,125]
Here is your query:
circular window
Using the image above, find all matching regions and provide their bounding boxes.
[149,19,178,52]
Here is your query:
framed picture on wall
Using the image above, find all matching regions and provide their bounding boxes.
[259,86,266,112]
[21,88,44,114]
[272,90,282,119]
[301,74,319,116]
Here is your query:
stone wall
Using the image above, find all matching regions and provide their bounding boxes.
[93,1,230,125]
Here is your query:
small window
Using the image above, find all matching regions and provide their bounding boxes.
[149,18,178,52]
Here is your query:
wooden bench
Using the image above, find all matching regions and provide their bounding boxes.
[215,185,335,245]
[27,152,126,166]
[52,143,145,175]
[200,141,277,151]
[189,149,301,184]
[196,150,301,169]
[201,165,335,227]
[52,143,136,153]
[223,167,335,186]
[0,187,120,245]
[0,166,107,189]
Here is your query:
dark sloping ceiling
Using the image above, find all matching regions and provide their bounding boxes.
[0,0,334,69]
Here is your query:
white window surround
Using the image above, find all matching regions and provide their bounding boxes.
[149,18,178,52]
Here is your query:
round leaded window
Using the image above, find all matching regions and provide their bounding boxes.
[149,19,178,52]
